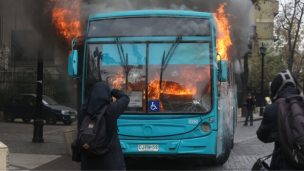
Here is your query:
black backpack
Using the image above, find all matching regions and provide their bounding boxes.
[277,95,304,167]
[78,105,113,156]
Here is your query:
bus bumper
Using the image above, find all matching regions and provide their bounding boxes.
[121,131,216,156]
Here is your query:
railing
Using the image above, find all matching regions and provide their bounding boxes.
[0,71,66,109]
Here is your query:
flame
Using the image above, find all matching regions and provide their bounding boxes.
[51,0,82,43]
[214,3,232,61]
[109,73,125,90]
[110,76,195,101]
[108,66,210,111]
[148,80,195,100]
[109,66,210,100]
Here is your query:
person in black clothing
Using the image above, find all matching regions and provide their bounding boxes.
[256,69,302,170]
[244,93,255,126]
[79,82,130,170]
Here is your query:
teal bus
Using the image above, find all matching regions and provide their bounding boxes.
[68,10,237,165]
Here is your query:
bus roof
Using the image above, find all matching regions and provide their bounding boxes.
[89,10,213,21]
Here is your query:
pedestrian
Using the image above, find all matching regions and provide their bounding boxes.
[256,69,302,170]
[244,93,255,126]
[79,82,130,170]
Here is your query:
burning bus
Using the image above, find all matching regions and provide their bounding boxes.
[67,9,237,165]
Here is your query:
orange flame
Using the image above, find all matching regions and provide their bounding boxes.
[110,76,195,101]
[109,66,210,101]
[148,80,195,100]
[214,3,232,61]
[109,73,125,90]
[51,0,82,43]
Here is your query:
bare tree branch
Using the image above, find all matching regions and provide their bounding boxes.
[282,2,292,25]
[290,1,304,70]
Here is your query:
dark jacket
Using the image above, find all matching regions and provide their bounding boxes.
[246,98,255,111]
[256,86,300,170]
[79,82,130,170]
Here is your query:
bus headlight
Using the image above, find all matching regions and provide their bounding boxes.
[201,122,211,132]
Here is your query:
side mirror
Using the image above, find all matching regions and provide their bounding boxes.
[68,38,79,77]
[218,60,228,82]
[68,50,78,77]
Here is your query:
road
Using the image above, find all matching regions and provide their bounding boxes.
[0,120,274,170]
[126,121,274,170]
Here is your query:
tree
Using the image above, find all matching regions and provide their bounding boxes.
[276,0,304,71]
[248,51,287,97]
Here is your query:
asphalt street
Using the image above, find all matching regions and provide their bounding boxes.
[0,117,274,170]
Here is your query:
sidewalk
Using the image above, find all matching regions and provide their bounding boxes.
[2,112,263,170]
[237,108,263,123]
[9,153,79,170]
[0,122,80,170]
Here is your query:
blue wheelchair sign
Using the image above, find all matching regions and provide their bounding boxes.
[148,100,160,112]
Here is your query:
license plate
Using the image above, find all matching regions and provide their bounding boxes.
[70,115,75,119]
[138,144,159,152]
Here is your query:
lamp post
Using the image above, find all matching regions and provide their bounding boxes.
[32,49,44,143]
[259,43,267,116]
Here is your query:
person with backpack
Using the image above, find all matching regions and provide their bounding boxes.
[78,82,130,170]
[256,69,303,170]
[244,93,255,126]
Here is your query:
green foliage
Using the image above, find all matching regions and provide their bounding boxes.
[248,54,287,96]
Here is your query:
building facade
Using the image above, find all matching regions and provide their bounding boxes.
[252,0,279,56]
[248,0,279,105]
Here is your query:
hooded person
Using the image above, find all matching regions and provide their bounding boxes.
[79,82,130,170]
[256,69,302,170]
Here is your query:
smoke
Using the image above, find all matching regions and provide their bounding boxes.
[79,0,253,60]
[41,0,253,78]
[19,0,254,61]
[11,0,78,107]
[17,0,252,61]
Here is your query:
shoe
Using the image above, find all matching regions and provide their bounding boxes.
[243,124,247,126]
[250,124,253,126]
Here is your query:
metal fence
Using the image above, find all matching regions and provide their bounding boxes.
[0,71,68,109]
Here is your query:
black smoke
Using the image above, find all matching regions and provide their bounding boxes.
[21,0,253,60]
[80,0,253,60]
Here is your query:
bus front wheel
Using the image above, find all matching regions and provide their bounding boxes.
[209,134,232,166]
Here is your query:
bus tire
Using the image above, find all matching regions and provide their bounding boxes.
[231,138,234,149]
[208,133,232,166]
[215,135,232,165]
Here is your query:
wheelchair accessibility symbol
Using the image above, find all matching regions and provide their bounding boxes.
[148,100,160,112]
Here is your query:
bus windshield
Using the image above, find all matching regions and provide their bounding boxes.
[87,41,212,114]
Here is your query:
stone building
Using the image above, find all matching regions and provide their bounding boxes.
[247,0,279,107]
[252,0,279,55]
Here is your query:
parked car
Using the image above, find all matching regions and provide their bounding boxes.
[3,94,77,125]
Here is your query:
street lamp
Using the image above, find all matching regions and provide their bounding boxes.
[259,43,267,116]
[32,50,44,143]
